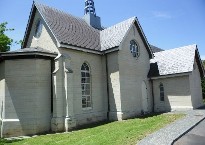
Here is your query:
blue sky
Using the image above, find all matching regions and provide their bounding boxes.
[0,0,205,59]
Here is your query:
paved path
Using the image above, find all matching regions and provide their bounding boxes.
[173,119,205,145]
[137,109,205,145]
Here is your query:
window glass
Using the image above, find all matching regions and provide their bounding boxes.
[81,63,92,108]
[130,40,139,58]
[34,19,43,38]
[160,83,165,101]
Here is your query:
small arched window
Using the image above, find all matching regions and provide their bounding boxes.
[159,83,164,101]
[34,19,43,38]
[130,40,139,58]
[81,63,92,108]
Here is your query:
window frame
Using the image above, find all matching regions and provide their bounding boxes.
[130,40,140,58]
[34,19,43,39]
[81,62,92,110]
[159,83,165,101]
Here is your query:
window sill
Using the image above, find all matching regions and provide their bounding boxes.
[82,107,92,111]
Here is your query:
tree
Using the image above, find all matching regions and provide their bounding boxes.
[0,22,14,52]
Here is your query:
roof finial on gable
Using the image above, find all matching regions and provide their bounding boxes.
[85,0,96,16]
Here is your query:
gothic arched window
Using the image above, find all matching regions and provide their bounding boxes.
[81,63,92,108]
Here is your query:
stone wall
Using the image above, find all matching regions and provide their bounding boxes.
[2,59,51,137]
[117,24,152,119]
[189,59,203,108]
[153,75,192,112]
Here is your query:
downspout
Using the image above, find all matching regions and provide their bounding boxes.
[51,59,54,115]
[0,101,3,138]
[105,54,110,120]
[151,79,155,112]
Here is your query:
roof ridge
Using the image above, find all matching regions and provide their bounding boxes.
[101,17,136,32]
[154,44,197,54]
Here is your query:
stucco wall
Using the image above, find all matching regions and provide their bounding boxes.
[2,59,51,137]
[106,51,123,120]
[118,25,152,119]
[26,11,59,53]
[0,62,5,121]
[59,48,108,126]
[153,75,192,112]
[189,59,203,108]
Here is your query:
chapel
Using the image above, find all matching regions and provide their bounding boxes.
[0,0,204,137]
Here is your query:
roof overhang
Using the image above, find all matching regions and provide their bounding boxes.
[0,51,57,62]
[150,72,191,80]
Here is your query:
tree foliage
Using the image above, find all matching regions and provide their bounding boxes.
[0,22,14,52]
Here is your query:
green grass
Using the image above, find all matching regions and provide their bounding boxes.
[4,114,184,145]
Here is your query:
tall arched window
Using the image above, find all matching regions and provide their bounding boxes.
[159,83,164,101]
[81,63,92,108]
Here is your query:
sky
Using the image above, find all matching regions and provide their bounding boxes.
[0,0,205,59]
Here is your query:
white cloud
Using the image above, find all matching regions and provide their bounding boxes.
[152,11,172,19]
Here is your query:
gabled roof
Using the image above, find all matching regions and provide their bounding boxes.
[150,45,164,53]
[23,2,153,58]
[100,17,135,51]
[33,2,101,51]
[149,44,204,78]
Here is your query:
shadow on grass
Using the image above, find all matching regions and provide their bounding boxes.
[137,112,165,119]
[0,138,22,144]
[74,120,112,130]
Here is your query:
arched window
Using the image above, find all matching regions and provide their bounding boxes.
[159,83,164,101]
[34,19,43,38]
[130,40,139,58]
[81,63,91,108]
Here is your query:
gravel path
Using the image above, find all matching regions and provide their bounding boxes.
[137,109,205,145]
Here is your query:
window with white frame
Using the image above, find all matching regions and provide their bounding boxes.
[130,40,139,58]
[159,83,164,101]
[81,63,92,108]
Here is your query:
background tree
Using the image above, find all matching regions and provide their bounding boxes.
[0,22,15,52]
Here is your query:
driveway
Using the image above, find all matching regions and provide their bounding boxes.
[173,119,205,145]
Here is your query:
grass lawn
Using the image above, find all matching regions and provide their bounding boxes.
[2,114,184,145]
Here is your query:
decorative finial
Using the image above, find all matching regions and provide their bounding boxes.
[85,0,96,16]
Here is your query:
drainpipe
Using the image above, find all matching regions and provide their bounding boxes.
[105,54,110,120]
[0,101,3,138]
[151,79,155,112]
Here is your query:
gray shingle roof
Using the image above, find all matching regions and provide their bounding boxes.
[100,17,135,51]
[34,3,149,53]
[12,47,55,53]
[35,3,101,51]
[0,47,57,55]
[150,45,164,53]
[149,44,197,77]
[22,2,152,57]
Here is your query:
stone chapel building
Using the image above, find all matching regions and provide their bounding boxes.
[0,1,204,137]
